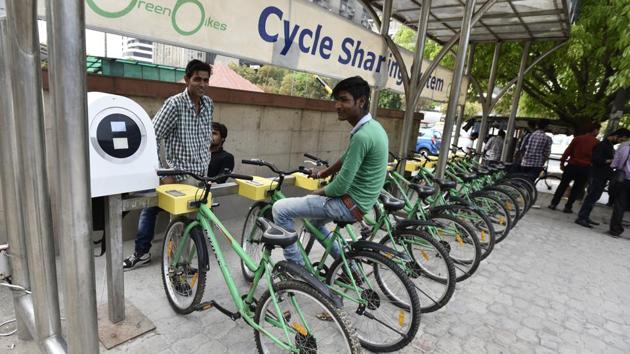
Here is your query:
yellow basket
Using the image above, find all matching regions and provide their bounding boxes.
[236,176,278,201]
[405,160,422,172]
[156,184,211,215]
[292,172,329,191]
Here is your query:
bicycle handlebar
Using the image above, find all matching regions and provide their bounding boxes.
[157,169,253,183]
[242,159,309,177]
[303,153,329,167]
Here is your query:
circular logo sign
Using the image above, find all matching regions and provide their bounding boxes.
[95,113,143,159]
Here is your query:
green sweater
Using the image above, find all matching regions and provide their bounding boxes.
[324,119,389,212]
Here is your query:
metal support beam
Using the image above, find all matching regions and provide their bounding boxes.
[492,40,568,108]
[453,43,476,147]
[502,41,531,161]
[369,0,392,117]
[397,0,432,163]
[0,3,31,340]
[435,0,477,178]
[5,0,65,349]
[475,42,502,157]
[414,0,498,97]
[45,0,99,352]
[105,194,125,323]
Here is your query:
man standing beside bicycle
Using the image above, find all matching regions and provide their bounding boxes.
[272,76,389,265]
[519,119,553,182]
[124,59,214,270]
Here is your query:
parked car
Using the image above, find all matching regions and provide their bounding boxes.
[416,128,442,155]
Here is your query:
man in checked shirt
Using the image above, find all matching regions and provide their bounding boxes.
[124,59,213,270]
[520,119,553,182]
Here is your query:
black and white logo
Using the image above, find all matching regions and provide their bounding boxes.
[95,114,143,159]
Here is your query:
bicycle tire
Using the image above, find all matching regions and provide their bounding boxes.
[380,229,456,313]
[325,250,421,352]
[496,183,528,221]
[254,280,361,354]
[427,212,481,282]
[161,218,207,314]
[471,192,512,243]
[484,187,520,224]
[443,204,496,260]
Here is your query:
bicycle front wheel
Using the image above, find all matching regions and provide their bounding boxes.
[254,280,360,354]
[380,229,456,313]
[161,218,207,314]
[240,202,272,282]
[326,250,421,352]
[428,213,481,282]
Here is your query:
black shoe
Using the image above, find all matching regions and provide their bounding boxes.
[123,252,151,270]
[606,230,622,238]
[587,219,600,226]
[548,204,557,210]
[574,219,592,228]
[562,207,573,214]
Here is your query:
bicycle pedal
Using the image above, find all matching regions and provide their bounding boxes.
[193,301,214,312]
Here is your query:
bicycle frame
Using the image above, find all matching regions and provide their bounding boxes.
[170,203,302,351]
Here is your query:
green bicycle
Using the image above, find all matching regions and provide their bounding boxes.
[157,169,360,354]
[239,158,421,353]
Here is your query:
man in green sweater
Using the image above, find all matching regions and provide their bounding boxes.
[272,76,389,265]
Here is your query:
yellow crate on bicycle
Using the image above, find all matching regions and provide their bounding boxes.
[156,184,211,215]
[405,160,422,172]
[292,172,329,191]
[236,176,278,201]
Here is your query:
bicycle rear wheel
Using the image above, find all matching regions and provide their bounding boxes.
[326,250,421,352]
[254,280,360,354]
[161,218,207,314]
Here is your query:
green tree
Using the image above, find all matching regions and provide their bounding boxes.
[378,89,402,110]
[468,0,630,129]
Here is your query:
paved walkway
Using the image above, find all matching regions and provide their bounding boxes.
[1,193,630,353]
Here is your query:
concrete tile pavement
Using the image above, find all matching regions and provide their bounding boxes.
[1,192,630,353]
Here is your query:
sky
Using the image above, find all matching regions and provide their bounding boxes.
[38,20,124,58]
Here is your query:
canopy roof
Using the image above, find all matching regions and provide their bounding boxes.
[366,0,573,43]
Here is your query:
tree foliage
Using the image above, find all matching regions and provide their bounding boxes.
[469,0,629,129]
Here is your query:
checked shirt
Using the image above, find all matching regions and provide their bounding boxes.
[153,89,213,180]
[521,129,552,168]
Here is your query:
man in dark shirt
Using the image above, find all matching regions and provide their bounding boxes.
[207,122,234,182]
[549,124,600,213]
[575,128,630,228]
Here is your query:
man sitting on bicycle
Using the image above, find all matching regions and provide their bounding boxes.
[272,76,389,265]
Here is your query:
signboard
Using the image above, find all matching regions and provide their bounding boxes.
[38,0,458,101]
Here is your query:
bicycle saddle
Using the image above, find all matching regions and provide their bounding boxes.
[474,167,490,175]
[256,217,298,248]
[408,184,436,199]
[378,192,405,212]
[435,179,457,190]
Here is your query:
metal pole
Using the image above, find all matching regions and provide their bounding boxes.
[369,0,392,117]
[0,3,31,340]
[46,0,100,351]
[105,194,125,323]
[435,0,476,179]
[6,0,65,347]
[397,0,432,163]
[502,41,531,161]
[453,43,476,147]
[475,42,502,156]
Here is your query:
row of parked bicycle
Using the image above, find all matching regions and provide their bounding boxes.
[155,146,536,353]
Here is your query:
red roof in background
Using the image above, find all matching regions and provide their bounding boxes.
[208,63,264,92]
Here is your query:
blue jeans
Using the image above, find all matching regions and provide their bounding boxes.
[577,176,607,221]
[135,206,162,255]
[272,195,357,266]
